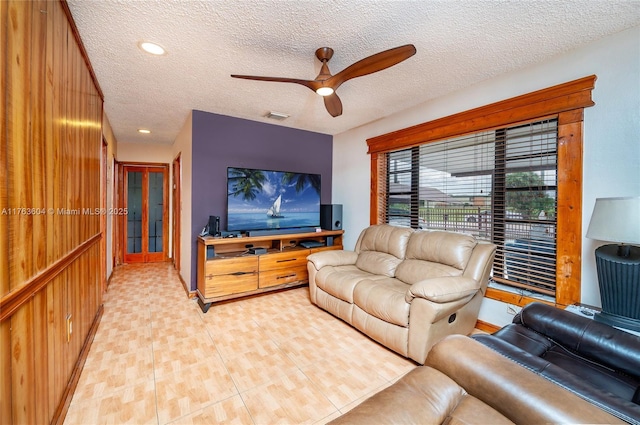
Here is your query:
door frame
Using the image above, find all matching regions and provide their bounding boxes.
[101,138,107,293]
[172,153,181,272]
[116,162,170,263]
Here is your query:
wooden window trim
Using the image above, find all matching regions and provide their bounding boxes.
[367,76,596,307]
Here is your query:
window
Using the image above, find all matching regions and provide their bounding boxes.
[367,76,596,306]
[382,119,558,296]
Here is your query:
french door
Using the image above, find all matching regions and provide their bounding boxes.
[123,165,168,263]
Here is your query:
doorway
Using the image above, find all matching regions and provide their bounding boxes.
[122,164,169,263]
[172,154,181,272]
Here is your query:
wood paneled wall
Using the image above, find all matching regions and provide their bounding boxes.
[1,1,104,423]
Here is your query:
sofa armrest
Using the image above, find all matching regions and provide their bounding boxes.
[472,333,640,424]
[406,276,479,303]
[426,335,622,424]
[515,302,640,379]
[307,250,358,270]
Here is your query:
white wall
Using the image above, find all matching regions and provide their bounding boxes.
[117,142,174,164]
[102,114,118,280]
[332,26,640,327]
[172,112,193,286]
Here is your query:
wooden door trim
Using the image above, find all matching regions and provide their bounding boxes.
[115,160,124,266]
[123,166,149,263]
[101,138,107,294]
[145,166,169,263]
[120,163,170,263]
[172,154,181,272]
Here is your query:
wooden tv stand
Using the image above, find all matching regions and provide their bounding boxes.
[196,229,344,313]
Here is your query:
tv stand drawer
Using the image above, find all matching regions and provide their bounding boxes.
[259,250,308,271]
[259,265,308,288]
[205,256,257,276]
[204,271,258,297]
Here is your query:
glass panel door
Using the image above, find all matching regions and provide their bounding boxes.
[127,171,143,255]
[123,166,168,263]
[148,171,164,253]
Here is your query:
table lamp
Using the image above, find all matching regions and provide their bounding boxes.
[586,196,640,331]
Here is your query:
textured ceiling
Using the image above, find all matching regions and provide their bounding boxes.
[66,0,640,144]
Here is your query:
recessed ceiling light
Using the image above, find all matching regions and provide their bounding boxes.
[139,41,166,56]
[137,129,151,134]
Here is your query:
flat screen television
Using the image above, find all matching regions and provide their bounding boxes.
[226,167,321,233]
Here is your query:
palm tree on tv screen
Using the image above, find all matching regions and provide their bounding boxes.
[228,168,267,200]
[282,172,320,194]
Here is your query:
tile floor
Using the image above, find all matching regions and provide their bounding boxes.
[64,263,417,424]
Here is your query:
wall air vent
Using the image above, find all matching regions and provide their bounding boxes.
[265,111,290,121]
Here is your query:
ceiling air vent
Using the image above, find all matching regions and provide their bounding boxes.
[265,111,289,121]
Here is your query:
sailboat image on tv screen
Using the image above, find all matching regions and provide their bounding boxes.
[267,194,285,218]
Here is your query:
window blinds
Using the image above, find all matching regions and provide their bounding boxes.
[383,119,558,296]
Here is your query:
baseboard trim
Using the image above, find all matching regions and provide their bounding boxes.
[175,267,196,298]
[475,319,500,334]
[106,268,115,288]
[52,303,104,425]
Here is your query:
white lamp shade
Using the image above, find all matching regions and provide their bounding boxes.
[586,197,640,245]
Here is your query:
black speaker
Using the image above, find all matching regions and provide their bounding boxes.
[208,215,220,236]
[320,204,342,230]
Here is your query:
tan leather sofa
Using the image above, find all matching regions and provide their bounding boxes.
[307,224,496,364]
[330,335,621,424]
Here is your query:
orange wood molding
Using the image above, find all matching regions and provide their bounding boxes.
[0,233,102,322]
[485,287,556,308]
[370,152,380,225]
[474,320,501,334]
[367,75,596,154]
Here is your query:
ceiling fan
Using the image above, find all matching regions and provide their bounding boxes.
[231,44,416,117]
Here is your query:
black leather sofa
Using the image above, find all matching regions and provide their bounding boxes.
[472,302,640,424]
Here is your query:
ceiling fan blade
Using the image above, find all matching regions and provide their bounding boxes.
[328,44,416,90]
[323,92,343,117]
[231,74,320,92]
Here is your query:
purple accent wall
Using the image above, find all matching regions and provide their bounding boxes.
[190,110,333,290]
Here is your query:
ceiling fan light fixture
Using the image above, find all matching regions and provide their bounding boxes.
[139,41,166,56]
[231,44,416,117]
[316,87,334,96]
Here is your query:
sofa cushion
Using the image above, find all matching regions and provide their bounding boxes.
[355,251,404,277]
[315,265,381,303]
[353,278,411,327]
[354,225,413,277]
[491,323,554,356]
[352,306,410,356]
[395,231,476,283]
